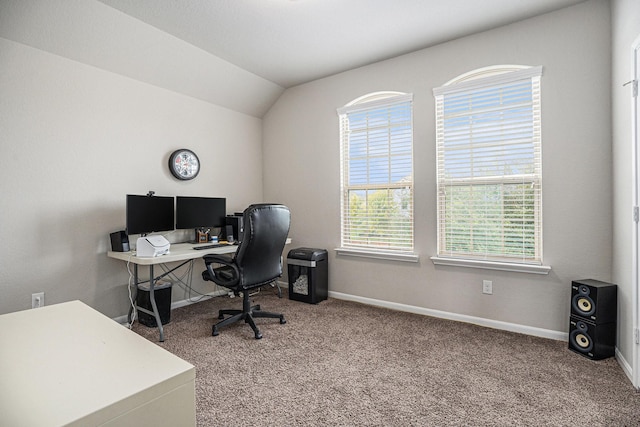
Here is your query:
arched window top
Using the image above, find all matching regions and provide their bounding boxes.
[345,91,408,107]
[338,91,412,115]
[444,64,531,86]
[433,65,542,97]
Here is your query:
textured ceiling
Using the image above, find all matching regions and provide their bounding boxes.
[98,0,587,88]
[0,0,589,117]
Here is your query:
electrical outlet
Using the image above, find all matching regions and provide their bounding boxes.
[32,292,45,308]
[482,280,493,295]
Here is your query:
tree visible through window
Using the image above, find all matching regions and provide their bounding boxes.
[433,66,543,264]
[338,92,414,253]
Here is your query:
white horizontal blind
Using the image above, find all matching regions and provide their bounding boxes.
[434,67,543,264]
[338,93,414,253]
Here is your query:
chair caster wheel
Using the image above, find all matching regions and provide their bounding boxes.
[212,327,219,336]
[280,316,286,324]
[218,314,225,320]
[255,332,263,339]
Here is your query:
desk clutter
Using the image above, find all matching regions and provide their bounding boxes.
[109,193,244,256]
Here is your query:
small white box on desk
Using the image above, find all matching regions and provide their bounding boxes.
[137,235,171,257]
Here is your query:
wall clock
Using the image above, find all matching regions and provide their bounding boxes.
[168,149,200,180]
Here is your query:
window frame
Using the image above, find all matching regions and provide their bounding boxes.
[431,65,550,274]
[336,92,417,262]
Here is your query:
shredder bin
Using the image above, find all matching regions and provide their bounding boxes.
[137,280,172,327]
[287,248,328,304]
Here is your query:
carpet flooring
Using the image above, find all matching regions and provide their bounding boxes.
[132,290,640,426]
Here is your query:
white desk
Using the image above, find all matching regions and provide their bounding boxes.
[108,239,291,341]
[107,241,238,265]
[0,301,196,427]
[108,242,238,342]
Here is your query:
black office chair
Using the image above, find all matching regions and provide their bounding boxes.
[202,204,290,339]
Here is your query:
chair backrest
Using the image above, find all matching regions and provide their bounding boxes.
[234,204,291,288]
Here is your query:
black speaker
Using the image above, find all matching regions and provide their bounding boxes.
[226,215,243,243]
[110,230,130,252]
[222,224,234,243]
[570,279,617,323]
[569,315,615,360]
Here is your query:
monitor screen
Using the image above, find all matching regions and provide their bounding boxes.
[126,194,175,235]
[175,196,226,230]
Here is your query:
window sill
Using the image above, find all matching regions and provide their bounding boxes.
[336,248,419,263]
[430,256,551,274]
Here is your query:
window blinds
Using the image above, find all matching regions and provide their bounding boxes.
[338,93,414,253]
[434,67,543,264]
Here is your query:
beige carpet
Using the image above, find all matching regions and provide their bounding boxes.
[132,290,640,426]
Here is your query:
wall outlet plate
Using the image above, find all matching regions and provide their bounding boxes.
[482,280,493,295]
[32,292,45,308]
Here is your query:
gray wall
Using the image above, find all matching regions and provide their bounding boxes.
[2,0,632,375]
[612,0,640,376]
[0,37,264,318]
[264,0,612,339]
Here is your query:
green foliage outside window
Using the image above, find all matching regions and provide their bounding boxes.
[443,183,536,260]
[345,186,413,250]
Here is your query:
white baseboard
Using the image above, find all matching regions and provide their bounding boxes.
[328,291,568,341]
[615,348,634,385]
[114,315,129,325]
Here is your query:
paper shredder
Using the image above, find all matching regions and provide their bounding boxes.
[287,248,328,304]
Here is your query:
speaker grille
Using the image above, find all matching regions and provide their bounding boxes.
[569,319,593,353]
[570,279,617,323]
[572,294,595,317]
[568,315,615,360]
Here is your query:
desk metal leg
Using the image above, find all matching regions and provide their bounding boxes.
[129,264,165,342]
[127,265,139,325]
[126,259,191,342]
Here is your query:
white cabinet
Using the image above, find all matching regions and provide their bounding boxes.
[0,301,195,426]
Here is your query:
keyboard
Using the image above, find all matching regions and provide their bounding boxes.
[192,243,229,250]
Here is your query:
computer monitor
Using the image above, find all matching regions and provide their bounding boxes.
[126,194,175,236]
[175,196,226,230]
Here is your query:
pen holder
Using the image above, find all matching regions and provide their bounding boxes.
[196,230,209,243]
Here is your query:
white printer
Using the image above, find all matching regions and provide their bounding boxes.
[136,235,171,257]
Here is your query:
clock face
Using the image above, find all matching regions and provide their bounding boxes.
[169,149,200,180]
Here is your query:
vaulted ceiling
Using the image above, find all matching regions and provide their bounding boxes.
[1,0,587,116]
[97,0,587,87]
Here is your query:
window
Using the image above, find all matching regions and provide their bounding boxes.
[337,92,415,261]
[433,66,545,268]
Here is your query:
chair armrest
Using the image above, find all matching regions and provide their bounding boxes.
[202,254,240,288]
[203,253,234,266]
